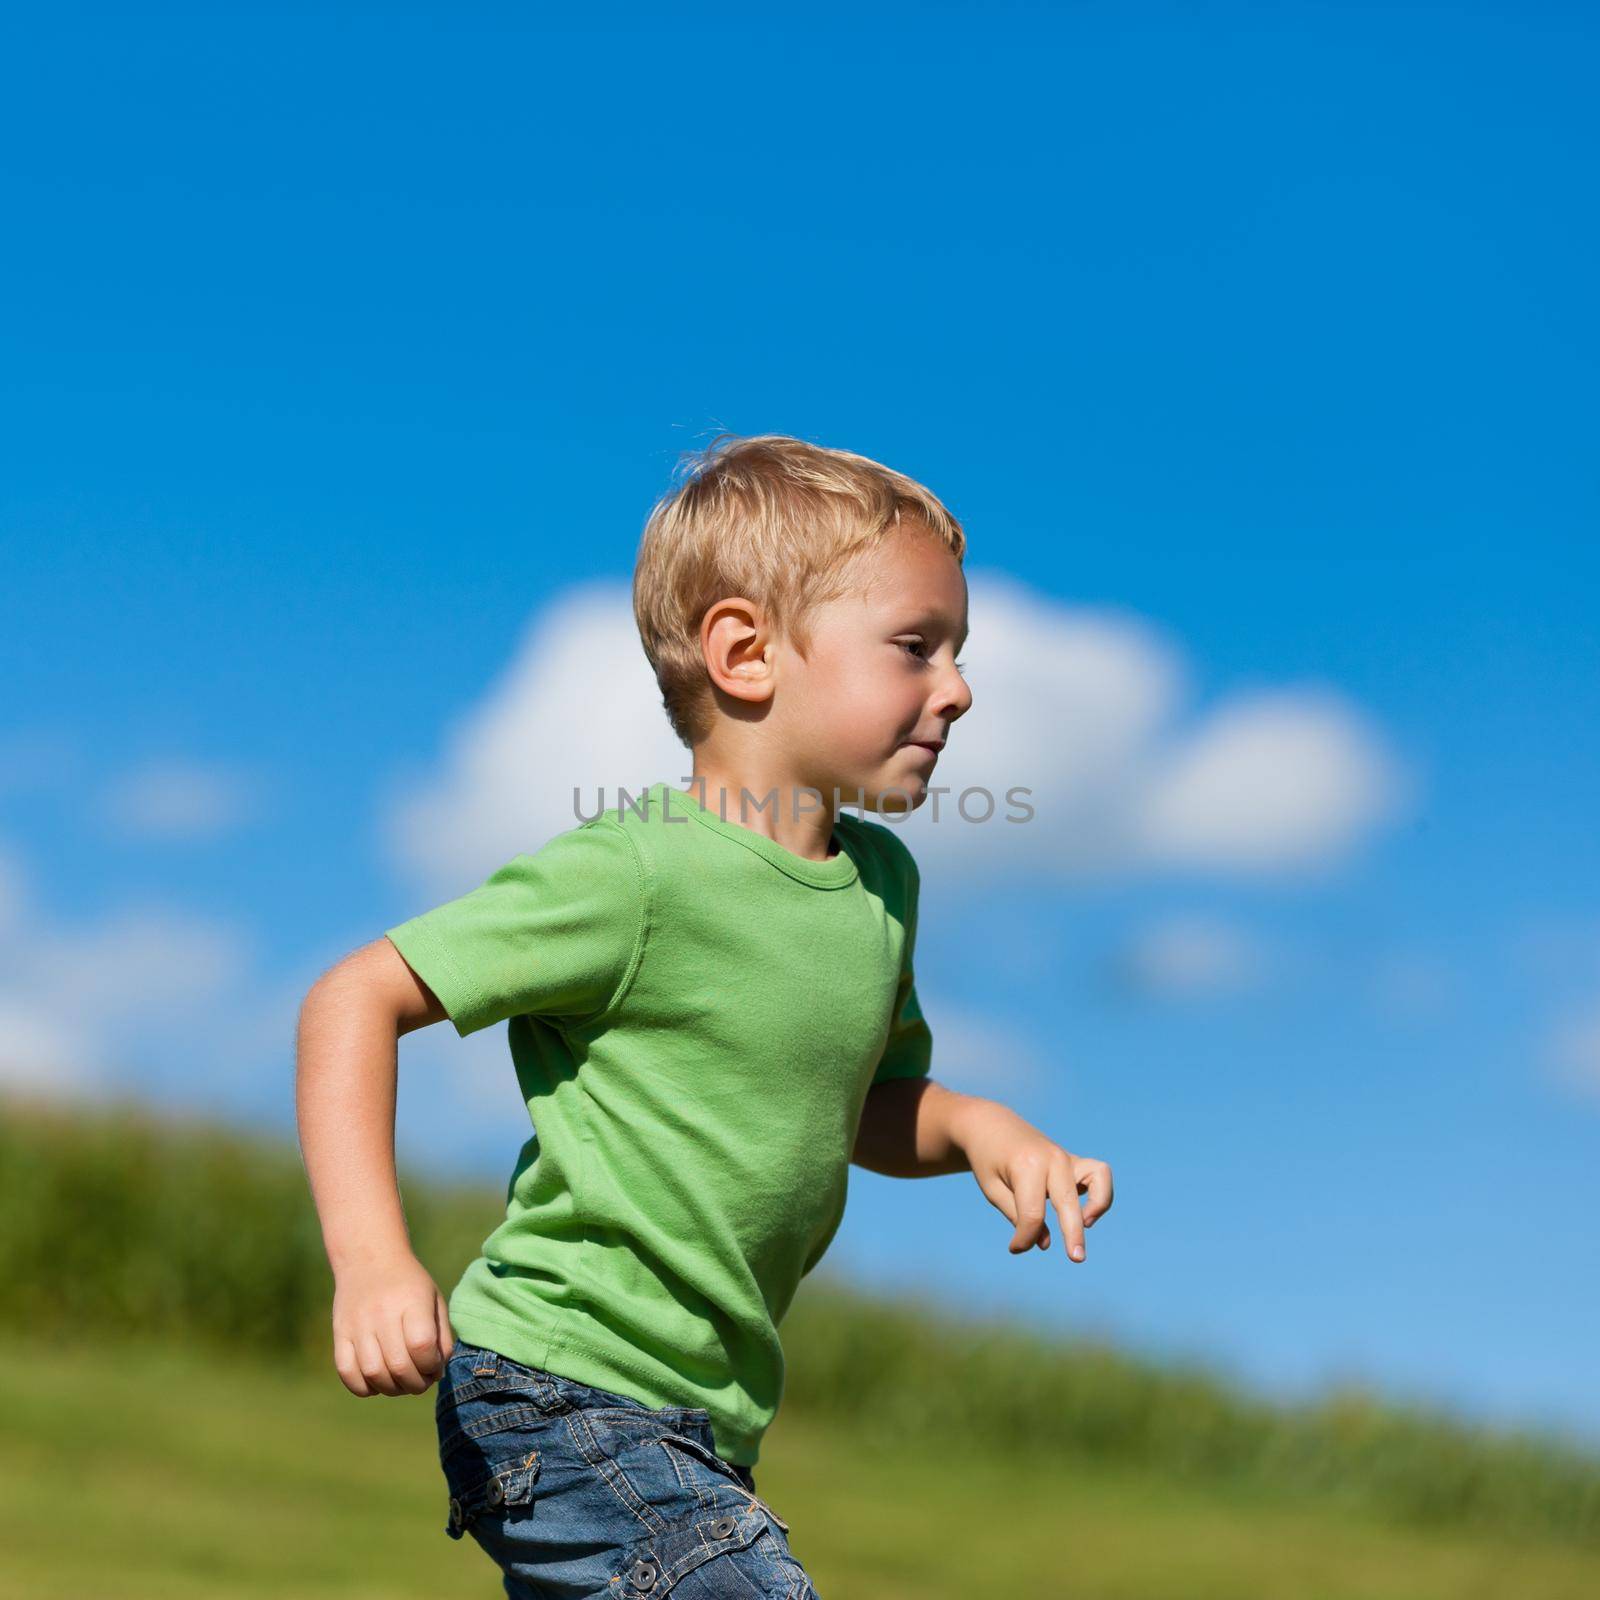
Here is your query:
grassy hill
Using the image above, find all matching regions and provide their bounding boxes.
[2,1092,1597,1598]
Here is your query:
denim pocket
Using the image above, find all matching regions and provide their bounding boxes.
[653,1426,741,1482]
[439,1420,543,1541]
[611,1500,771,1598]
[436,1341,563,1422]
[435,1347,564,1542]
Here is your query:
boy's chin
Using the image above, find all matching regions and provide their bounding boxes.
[853,776,927,818]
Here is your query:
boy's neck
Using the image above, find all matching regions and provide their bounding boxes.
[676,760,845,864]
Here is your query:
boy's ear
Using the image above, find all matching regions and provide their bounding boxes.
[700,596,775,707]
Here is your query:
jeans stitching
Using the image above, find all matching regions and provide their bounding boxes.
[436,1377,816,1598]
[566,1406,668,1536]
[657,1434,713,1515]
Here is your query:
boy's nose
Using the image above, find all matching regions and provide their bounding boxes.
[936,669,973,721]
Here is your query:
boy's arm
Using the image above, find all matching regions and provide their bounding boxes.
[853,1077,1116,1266]
[294,935,456,1398]
[852,1076,975,1177]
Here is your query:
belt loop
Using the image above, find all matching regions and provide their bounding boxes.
[470,1345,501,1378]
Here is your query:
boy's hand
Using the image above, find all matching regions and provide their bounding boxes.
[953,1099,1113,1264]
[331,1250,456,1397]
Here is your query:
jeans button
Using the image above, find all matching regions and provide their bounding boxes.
[630,1557,659,1589]
[448,1496,463,1530]
[710,1515,737,1539]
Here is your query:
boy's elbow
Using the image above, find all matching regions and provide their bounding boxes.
[296,942,448,1054]
[299,948,362,1018]
[299,942,407,1027]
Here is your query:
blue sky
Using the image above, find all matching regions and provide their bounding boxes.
[2,5,1597,1447]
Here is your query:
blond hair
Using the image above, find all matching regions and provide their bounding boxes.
[632,432,966,748]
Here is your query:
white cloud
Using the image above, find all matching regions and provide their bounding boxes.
[98,757,266,841]
[380,569,1409,893]
[25,904,251,1020]
[0,832,557,1175]
[1109,912,1267,1001]
[904,570,1407,879]
[0,835,254,1098]
[1132,689,1407,874]
[920,998,1049,1092]
[381,579,687,898]
[1547,1006,1600,1100]
[0,999,101,1092]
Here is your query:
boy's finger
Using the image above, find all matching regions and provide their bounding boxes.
[1008,1162,1049,1254]
[976,1171,1039,1255]
[975,1171,1019,1228]
[379,1320,430,1395]
[402,1301,443,1377]
[1048,1157,1087,1262]
[334,1335,371,1397]
[358,1331,402,1397]
[1080,1159,1115,1225]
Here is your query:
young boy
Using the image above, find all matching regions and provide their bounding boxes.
[295,433,1114,1599]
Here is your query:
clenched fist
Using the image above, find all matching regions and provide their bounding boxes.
[332,1250,456,1397]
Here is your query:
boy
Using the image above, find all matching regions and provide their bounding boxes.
[295,433,1114,1599]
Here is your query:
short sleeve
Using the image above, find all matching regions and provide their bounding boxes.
[384,819,645,1038]
[870,846,933,1086]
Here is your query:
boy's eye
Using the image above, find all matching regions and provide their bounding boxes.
[898,640,968,673]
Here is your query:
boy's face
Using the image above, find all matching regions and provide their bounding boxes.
[774,522,972,814]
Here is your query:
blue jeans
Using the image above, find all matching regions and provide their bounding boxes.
[436,1339,820,1598]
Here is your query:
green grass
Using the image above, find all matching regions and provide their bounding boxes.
[2,1329,1599,1600]
[4,1090,1600,1595]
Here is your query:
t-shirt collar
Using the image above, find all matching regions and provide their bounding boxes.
[644,781,860,889]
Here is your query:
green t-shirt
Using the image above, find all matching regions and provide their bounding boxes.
[385,779,931,1465]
